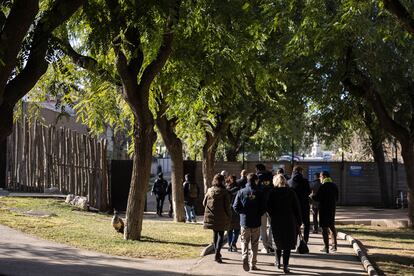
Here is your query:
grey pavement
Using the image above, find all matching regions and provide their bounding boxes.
[1,193,407,275]
[0,224,196,276]
[335,206,409,227]
[193,232,366,276]
[0,224,366,276]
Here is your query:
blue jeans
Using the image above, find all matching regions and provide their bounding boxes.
[184,204,196,222]
[228,228,240,246]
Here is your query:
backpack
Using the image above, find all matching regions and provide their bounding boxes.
[154,179,167,195]
[188,182,198,198]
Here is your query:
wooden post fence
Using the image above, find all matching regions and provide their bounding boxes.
[5,117,109,210]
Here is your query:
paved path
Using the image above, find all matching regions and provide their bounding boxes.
[0,224,366,276]
[191,232,366,276]
[0,225,195,276]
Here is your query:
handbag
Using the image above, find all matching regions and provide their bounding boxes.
[296,232,309,254]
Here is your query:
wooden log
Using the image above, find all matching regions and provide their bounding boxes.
[24,118,29,191]
[100,139,109,211]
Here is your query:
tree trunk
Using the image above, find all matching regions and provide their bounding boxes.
[124,122,156,240]
[225,147,238,162]
[202,134,218,193]
[364,110,391,208]
[169,145,186,222]
[370,137,390,207]
[401,142,414,228]
[0,137,7,188]
[155,112,186,222]
[0,104,14,146]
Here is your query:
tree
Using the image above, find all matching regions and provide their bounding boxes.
[382,0,414,35]
[0,0,84,186]
[57,0,182,240]
[154,84,186,222]
[268,0,414,225]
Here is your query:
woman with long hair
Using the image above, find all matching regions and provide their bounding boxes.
[267,174,302,273]
[203,173,231,263]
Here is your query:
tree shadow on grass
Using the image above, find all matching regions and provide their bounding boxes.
[140,236,209,248]
[369,253,414,276]
[340,228,414,242]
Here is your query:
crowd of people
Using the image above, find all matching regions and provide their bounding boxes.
[202,164,339,273]
[151,163,339,274]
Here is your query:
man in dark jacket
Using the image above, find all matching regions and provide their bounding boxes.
[288,166,311,243]
[313,171,339,253]
[152,173,168,216]
[236,169,248,188]
[310,172,322,233]
[233,173,265,272]
[256,163,274,254]
[183,173,199,223]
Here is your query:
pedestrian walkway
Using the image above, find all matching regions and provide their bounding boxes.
[190,232,366,275]
[0,224,194,276]
[336,206,409,227]
[0,224,366,276]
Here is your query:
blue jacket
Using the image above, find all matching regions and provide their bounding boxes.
[233,182,265,228]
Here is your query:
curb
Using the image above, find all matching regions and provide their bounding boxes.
[200,234,228,257]
[338,231,378,276]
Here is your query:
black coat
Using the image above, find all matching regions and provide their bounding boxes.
[267,187,302,250]
[313,180,338,227]
[236,177,247,188]
[227,184,241,230]
[257,170,273,204]
[152,178,168,196]
[288,173,311,220]
[233,182,265,228]
[183,180,200,206]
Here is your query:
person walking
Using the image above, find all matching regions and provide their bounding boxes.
[276,167,290,180]
[268,174,302,273]
[203,174,231,263]
[313,171,339,253]
[226,175,241,252]
[310,172,322,233]
[256,163,274,254]
[183,173,199,223]
[236,169,248,188]
[233,173,266,272]
[288,166,311,243]
[151,172,168,216]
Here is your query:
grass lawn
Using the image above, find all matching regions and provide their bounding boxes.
[338,225,414,276]
[0,197,211,259]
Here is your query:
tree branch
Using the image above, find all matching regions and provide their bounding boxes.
[342,76,410,144]
[53,35,121,86]
[383,0,414,35]
[4,0,85,106]
[114,45,140,116]
[0,9,6,32]
[139,0,181,94]
[0,0,38,96]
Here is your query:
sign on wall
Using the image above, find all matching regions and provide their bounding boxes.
[349,165,363,176]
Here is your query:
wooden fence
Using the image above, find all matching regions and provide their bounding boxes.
[6,118,109,210]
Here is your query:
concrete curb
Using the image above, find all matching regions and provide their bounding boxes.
[338,231,378,276]
[200,234,228,257]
